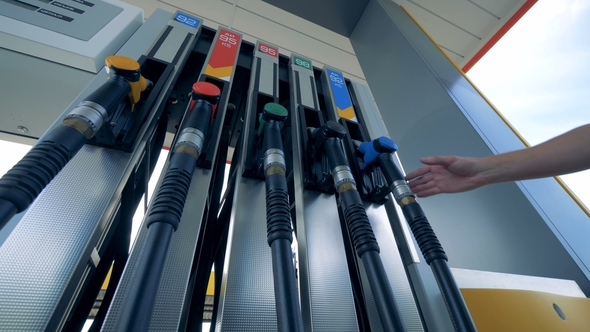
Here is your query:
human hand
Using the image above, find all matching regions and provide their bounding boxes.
[405,156,490,197]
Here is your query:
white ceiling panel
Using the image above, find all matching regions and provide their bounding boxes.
[410,0,499,39]
[237,0,354,53]
[403,1,481,58]
[123,0,530,71]
[468,0,524,18]
[232,7,365,80]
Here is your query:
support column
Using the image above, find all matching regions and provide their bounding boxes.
[351,0,590,328]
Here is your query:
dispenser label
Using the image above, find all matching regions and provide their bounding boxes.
[327,68,356,122]
[174,12,200,28]
[293,55,312,70]
[204,28,241,81]
[258,42,278,58]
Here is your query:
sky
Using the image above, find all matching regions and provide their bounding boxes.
[467,0,590,209]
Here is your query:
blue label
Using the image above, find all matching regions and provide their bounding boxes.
[174,12,200,28]
[327,69,356,121]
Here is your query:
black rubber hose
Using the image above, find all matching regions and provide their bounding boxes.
[0,125,86,229]
[85,75,131,115]
[0,75,131,231]
[376,153,405,186]
[340,190,380,257]
[362,250,407,332]
[116,98,213,331]
[324,139,406,331]
[146,153,197,230]
[401,203,447,264]
[265,173,293,244]
[377,154,476,332]
[340,190,406,332]
[264,121,283,151]
[431,259,477,332]
[115,222,174,332]
[271,239,302,332]
[324,138,348,170]
[402,203,476,332]
[263,119,303,332]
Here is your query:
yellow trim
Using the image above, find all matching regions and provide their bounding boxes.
[204,64,233,80]
[462,288,590,331]
[337,106,357,121]
[400,6,590,217]
[127,75,149,111]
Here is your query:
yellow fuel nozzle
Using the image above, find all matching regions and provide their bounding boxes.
[105,55,150,111]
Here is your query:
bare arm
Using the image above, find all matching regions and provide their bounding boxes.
[406,124,590,197]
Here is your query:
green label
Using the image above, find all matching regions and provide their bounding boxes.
[293,55,312,70]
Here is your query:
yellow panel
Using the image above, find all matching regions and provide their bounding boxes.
[204,64,234,81]
[462,288,590,331]
[206,271,215,296]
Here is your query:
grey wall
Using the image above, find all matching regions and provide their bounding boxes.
[0,48,93,140]
[351,0,590,295]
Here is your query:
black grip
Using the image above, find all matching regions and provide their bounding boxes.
[0,125,87,212]
[325,138,349,169]
[182,100,212,134]
[402,203,447,264]
[146,153,196,231]
[84,75,130,115]
[264,120,284,151]
[377,153,405,184]
[265,173,293,245]
[340,190,380,256]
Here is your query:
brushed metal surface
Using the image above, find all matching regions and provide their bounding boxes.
[300,191,359,331]
[0,145,130,331]
[289,53,358,331]
[362,203,424,331]
[216,178,277,331]
[102,165,213,331]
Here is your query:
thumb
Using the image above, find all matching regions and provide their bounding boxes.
[420,155,454,167]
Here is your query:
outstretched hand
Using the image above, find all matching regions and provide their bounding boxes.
[405,156,490,197]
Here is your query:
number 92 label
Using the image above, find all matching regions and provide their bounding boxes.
[174,12,200,28]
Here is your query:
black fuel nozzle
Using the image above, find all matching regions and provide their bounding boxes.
[190,82,221,122]
[258,102,289,137]
[0,55,150,231]
[359,136,398,169]
[308,120,347,151]
[357,137,476,332]
[174,82,221,160]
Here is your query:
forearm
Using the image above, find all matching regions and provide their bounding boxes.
[480,124,590,184]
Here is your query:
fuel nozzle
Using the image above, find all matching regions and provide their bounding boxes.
[257,102,288,136]
[105,55,151,111]
[190,82,221,120]
[175,82,221,160]
[359,136,398,169]
[308,120,347,150]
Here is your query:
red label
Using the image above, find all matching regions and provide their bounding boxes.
[207,29,241,69]
[258,42,278,58]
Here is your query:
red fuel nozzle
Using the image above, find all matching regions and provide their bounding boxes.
[189,82,221,121]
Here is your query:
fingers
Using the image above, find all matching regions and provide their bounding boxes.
[408,173,444,197]
[414,187,442,198]
[420,155,454,167]
[408,173,433,189]
[405,166,431,181]
[406,156,454,181]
